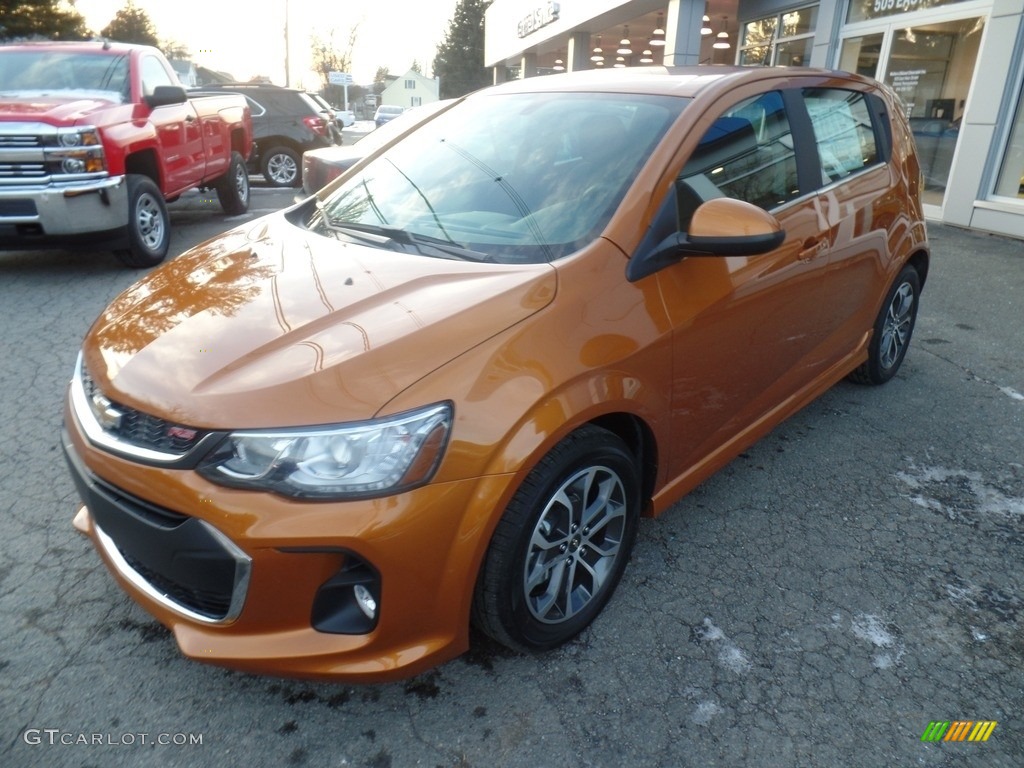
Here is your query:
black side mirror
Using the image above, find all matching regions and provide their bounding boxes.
[628,193,785,282]
[145,85,188,109]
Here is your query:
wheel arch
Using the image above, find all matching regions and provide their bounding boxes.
[588,411,659,517]
[450,401,661,641]
[230,127,251,159]
[908,248,930,289]
[124,148,162,189]
[256,136,302,158]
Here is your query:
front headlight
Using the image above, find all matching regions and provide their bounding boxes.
[197,402,452,500]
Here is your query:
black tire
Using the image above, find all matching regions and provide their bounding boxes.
[260,146,301,188]
[472,425,641,652]
[115,174,170,268]
[848,264,921,385]
[214,151,250,215]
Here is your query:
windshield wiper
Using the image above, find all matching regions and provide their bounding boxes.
[320,216,492,262]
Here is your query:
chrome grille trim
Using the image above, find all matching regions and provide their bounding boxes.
[70,352,217,464]
[93,518,251,625]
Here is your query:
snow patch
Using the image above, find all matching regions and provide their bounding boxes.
[691,700,724,726]
[851,613,905,669]
[695,618,752,674]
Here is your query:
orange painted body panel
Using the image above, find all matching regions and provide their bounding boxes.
[65,67,929,681]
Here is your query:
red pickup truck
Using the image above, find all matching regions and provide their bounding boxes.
[0,41,253,267]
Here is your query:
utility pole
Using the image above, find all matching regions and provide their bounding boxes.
[284,0,291,86]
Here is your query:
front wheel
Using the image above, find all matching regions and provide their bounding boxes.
[214,151,250,215]
[260,146,300,188]
[472,426,641,652]
[115,174,169,268]
[848,264,921,385]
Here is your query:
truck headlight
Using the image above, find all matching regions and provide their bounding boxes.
[49,128,106,175]
[197,403,452,500]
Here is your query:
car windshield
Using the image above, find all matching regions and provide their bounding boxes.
[309,91,688,263]
[0,51,130,103]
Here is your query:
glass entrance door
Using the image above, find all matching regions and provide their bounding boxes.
[886,18,984,206]
[839,16,985,209]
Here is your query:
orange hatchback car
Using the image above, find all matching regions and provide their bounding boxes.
[64,67,928,681]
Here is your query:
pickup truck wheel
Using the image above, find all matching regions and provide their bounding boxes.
[116,174,169,268]
[215,151,250,215]
[472,426,641,653]
[261,146,301,188]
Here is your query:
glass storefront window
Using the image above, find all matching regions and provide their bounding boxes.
[884,17,983,204]
[781,7,818,36]
[847,0,971,26]
[839,34,883,78]
[739,6,817,67]
[740,18,777,66]
[776,38,814,67]
[994,86,1024,199]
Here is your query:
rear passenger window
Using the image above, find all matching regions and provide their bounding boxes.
[803,89,879,183]
[678,91,799,227]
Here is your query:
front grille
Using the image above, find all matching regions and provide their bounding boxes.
[0,134,40,148]
[81,365,206,455]
[0,163,46,180]
[123,552,234,620]
[64,432,250,625]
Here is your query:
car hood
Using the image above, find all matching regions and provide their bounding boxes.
[84,214,556,429]
[0,94,119,123]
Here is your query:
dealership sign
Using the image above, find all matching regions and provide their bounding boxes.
[518,2,560,38]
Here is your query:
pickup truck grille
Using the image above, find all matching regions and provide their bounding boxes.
[0,134,41,148]
[0,122,106,185]
[0,162,47,180]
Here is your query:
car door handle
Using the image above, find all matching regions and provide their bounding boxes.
[798,238,828,262]
[185,114,196,123]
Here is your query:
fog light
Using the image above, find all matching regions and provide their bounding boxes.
[310,553,381,634]
[354,584,377,619]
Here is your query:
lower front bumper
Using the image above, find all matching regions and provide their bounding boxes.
[62,413,515,682]
[0,176,128,245]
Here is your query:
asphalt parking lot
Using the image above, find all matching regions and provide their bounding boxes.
[1,198,1022,767]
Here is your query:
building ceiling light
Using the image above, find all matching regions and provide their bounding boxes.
[714,17,731,49]
[617,26,632,56]
[651,12,666,46]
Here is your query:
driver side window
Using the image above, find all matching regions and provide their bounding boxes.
[141,56,174,99]
[678,91,798,229]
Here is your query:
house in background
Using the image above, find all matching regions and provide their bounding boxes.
[169,59,198,87]
[379,70,439,109]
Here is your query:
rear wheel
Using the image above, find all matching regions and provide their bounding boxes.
[473,426,640,652]
[115,174,169,268]
[848,264,921,385]
[214,151,250,215]
[260,146,300,187]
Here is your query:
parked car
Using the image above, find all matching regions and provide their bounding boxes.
[197,83,339,187]
[309,93,355,128]
[301,100,453,195]
[306,91,347,140]
[64,66,928,682]
[373,103,404,127]
[0,41,253,267]
[336,108,356,127]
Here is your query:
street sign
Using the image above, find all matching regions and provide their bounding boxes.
[328,71,353,85]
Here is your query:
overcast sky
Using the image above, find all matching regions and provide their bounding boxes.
[74,0,455,86]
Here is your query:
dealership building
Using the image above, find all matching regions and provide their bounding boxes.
[485,0,1024,239]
